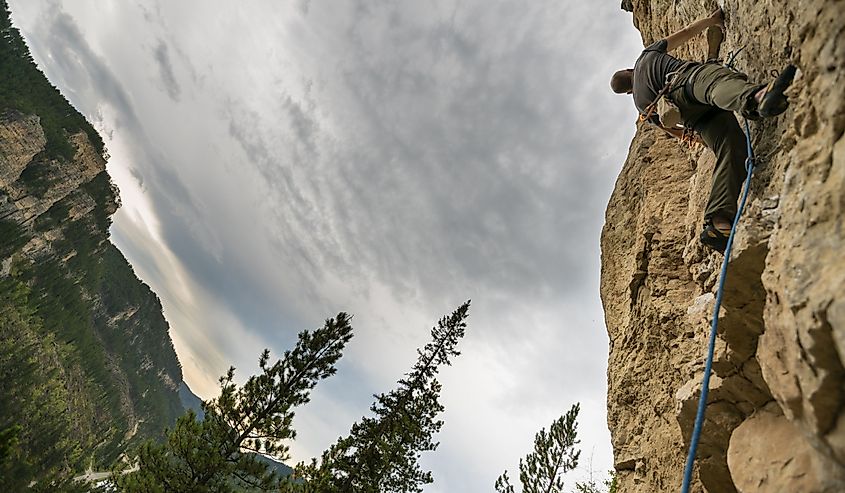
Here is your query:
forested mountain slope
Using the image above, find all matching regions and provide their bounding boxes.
[0,1,191,487]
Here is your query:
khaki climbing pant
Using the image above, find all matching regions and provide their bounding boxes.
[669,63,765,223]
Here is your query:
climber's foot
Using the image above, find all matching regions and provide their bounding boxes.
[756,65,797,118]
[700,219,731,254]
[706,25,724,61]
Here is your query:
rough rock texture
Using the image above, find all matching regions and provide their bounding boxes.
[0,111,45,188]
[727,402,844,493]
[0,115,109,226]
[601,1,845,492]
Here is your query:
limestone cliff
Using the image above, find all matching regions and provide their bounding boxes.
[601,1,844,491]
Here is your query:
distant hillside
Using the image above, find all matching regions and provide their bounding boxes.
[178,381,205,420]
[256,455,295,479]
[0,0,189,488]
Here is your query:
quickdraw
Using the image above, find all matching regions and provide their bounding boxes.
[680,127,703,149]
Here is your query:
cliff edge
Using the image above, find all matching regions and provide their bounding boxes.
[601,1,844,491]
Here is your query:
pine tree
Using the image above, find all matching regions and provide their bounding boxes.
[115,313,353,492]
[495,403,581,493]
[296,301,471,492]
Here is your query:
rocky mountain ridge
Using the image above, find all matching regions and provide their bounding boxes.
[602,1,844,491]
[0,1,193,485]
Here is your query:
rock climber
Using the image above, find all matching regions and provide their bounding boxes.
[609,8,796,253]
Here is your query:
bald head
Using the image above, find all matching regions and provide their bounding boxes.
[610,69,633,94]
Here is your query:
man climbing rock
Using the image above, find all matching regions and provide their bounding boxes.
[609,8,796,253]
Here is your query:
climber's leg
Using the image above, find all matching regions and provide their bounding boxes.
[694,109,748,225]
[688,64,763,117]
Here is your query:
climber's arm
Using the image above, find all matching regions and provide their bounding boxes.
[665,8,724,52]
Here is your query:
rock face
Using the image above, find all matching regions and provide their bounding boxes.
[601,1,845,492]
[0,112,45,188]
[726,403,843,493]
[0,115,109,228]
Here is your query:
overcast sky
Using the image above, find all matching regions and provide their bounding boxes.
[9,1,641,490]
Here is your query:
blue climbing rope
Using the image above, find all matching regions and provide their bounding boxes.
[679,114,755,492]
[678,50,754,492]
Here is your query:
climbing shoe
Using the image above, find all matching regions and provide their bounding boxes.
[699,221,731,254]
[705,26,724,62]
[758,64,797,118]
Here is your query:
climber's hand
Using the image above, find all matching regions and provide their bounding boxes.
[708,8,724,28]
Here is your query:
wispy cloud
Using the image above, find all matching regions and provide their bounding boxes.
[152,40,181,101]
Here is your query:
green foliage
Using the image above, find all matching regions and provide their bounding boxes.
[1,238,186,476]
[0,279,88,489]
[6,214,184,461]
[116,314,354,492]
[82,171,120,230]
[17,152,55,196]
[0,425,20,465]
[0,219,27,257]
[0,0,105,160]
[496,403,582,493]
[495,471,515,493]
[1,148,176,481]
[297,301,471,493]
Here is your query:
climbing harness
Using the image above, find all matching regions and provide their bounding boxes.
[680,51,754,493]
[638,64,693,127]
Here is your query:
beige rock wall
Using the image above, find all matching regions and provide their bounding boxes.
[601,1,845,491]
[0,110,109,262]
[0,115,111,298]
[0,112,45,188]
